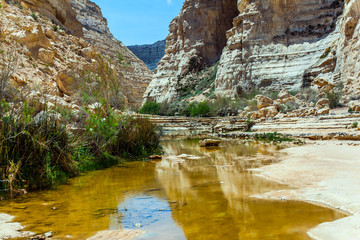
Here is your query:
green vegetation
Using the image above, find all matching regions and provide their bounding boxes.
[352,121,358,128]
[254,132,295,143]
[52,25,58,32]
[325,90,343,109]
[139,101,160,115]
[74,53,127,109]
[30,12,38,21]
[0,100,161,196]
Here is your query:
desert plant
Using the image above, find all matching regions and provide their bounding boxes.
[195,101,211,117]
[325,90,343,109]
[139,101,160,115]
[74,54,127,109]
[352,121,358,128]
[30,12,38,21]
[0,100,76,191]
[112,117,161,157]
[297,87,319,104]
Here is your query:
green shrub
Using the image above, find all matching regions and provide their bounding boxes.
[195,101,211,117]
[254,132,294,142]
[112,117,161,157]
[139,101,160,115]
[183,102,197,117]
[325,90,343,109]
[352,121,358,128]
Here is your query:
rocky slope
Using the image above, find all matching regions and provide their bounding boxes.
[1,0,152,107]
[128,40,166,71]
[145,0,360,104]
[70,0,152,106]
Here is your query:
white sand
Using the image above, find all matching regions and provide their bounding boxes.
[0,213,33,239]
[251,142,360,240]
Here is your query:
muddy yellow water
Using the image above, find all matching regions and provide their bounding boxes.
[0,139,346,240]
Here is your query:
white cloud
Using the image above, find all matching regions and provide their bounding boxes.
[166,0,172,4]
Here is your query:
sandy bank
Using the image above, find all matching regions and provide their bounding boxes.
[252,142,360,239]
[0,213,33,239]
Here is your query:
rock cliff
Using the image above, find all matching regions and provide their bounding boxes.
[216,0,344,96]
[0,0,152,107]
[13,0,83,37]
[128,40,166,71]
[145,0,360,103]
[144,0,239,102]
[70,0,153,106]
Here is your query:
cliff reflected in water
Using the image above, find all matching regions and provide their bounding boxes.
[0,139,346,239]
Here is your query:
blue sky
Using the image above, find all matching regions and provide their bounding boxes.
[91,0,184,46]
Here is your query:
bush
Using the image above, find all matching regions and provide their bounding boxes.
[325,90,343,109]
[139,101,160,115]
[112,117,161,157]
[195,101,211,117]
[0,100,76,191]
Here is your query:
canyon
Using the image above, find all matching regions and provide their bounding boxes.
[145,0,360,105]
[128,40,166,71]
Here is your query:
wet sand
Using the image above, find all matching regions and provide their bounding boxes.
[252,141,360,239]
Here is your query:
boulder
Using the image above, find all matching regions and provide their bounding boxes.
[256,95,274,110]
[56,72,73,96]
[199,139,221,147]
[149,155,162,160]
[348,100,360,112]
[258,106,278,118]
[38,48,55,65]
[317,107,330,115]
[315,98,330,109]
[278,89,291,100]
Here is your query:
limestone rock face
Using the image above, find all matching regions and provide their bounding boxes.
[0,0,152,108]
[215,0,344,96]
[335,0,360,100]
[70,0,153,106]
[144,0,239,102]
[128,40,166,71]
[13,0,83,37]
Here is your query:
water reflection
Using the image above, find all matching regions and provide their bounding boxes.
[0,139,346,240]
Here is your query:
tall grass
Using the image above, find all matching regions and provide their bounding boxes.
[0,99,162,195]
[0,100,76,191]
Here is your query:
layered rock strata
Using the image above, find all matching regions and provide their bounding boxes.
[143,0,360,104]
[128,40,166,71]
[70,0,153,106]
[144,0,239,102]
[13,0,83,37]
[216,0,344,96]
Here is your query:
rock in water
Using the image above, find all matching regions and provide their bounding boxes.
[199,139,221,147]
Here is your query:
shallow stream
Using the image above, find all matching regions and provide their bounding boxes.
[0,139,346,239]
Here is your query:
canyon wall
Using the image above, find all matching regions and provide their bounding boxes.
[144,0,360,103]
[144,0,239,102]
[128,40,166,71]
[215,0,344,96]
[70,0,153,106]
[13,0,84,37]
[2,0,152,106]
